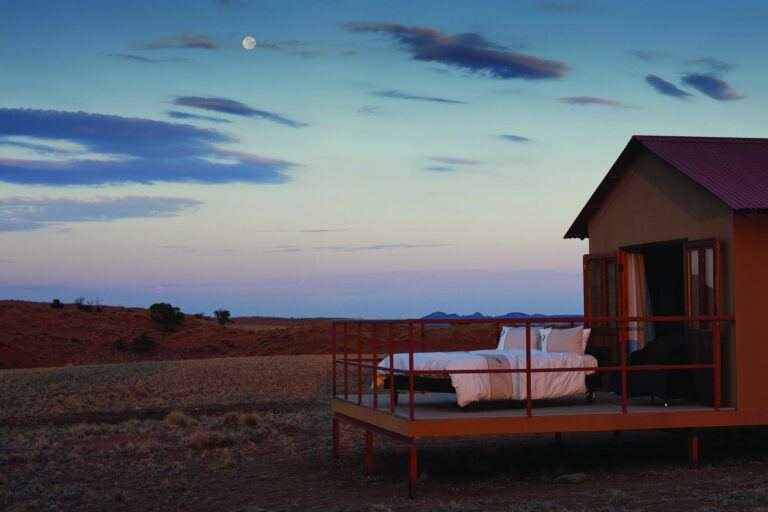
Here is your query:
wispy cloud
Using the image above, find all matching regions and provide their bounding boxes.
[357,105,380,114]
[173,96,308,127]
[645,75,692,99]
[300,229,350,233]
[424,166,454,173]
[686,57,733,74]
[0,108,296,185]
[159,245,197,252]
[429,157,481,165]
[136,34,218,50]
[561,96,634,108]
[498,134,531,142]
[105,53,187,63]
[539,1,584,12]
[270,243,449,253]
[629,50,666,62]
[681,74,744,101]
[374,89,465,105]
[0,196,201,232]
[166,111,231,124]
[345,22,569,80]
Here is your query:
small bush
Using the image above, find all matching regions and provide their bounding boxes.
[51,299,64,309]
[74,297,101,312]
[164,410,191,428]
[114,338,127,351]
[149,303,184,329]
[187,430,235,450]
[129,335,156,354]
[214,309,231,325]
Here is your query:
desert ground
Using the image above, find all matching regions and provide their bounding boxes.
[2,301,768,511]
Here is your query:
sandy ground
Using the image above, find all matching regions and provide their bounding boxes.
[3,355,768,511]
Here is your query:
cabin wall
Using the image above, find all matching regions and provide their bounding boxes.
[733,213,768,412]
[587,149,736,406]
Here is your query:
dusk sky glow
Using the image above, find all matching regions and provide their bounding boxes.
[1,0,766,317]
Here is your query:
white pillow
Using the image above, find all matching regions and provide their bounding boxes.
[541,327,590,353]
[544,326,584,354]
[497,326,544,351]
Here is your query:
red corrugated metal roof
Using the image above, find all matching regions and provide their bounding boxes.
[565,136,768,239]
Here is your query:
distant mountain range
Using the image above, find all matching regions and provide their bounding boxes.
[421,311,582,319]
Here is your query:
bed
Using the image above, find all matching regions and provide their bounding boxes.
[376,348,598,408]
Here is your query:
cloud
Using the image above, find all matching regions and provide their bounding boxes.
[166,111,231,124]
[645,75,692,99]
[629,50,666,62]
[300,229,350,233]
[681,74,744,101]
[0,108,296,185]
[159,245,197,252]
[429,157,481,165]
[105,53,187,63]
[560,96,634,108]
[270,243,449,253]
[357,105,380,114]
[425,166,454,173]
[686,57,733,74]
[0,196,201,232]
[136,34,217,50]
[499,134,531,142]
[373,89,465,105]
[539,1,584,12]
[344,22,569,80]
[173,97,308,127]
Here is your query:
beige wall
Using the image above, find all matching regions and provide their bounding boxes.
[733,214,768,412]
[587,148,736,405]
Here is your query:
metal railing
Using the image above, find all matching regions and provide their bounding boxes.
[331,315,734,420]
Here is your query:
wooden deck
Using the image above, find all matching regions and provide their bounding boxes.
[332,391,742,438]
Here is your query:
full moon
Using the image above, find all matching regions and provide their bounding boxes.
[242,36,256,50]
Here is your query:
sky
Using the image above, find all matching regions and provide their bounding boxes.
[1,0,766,317]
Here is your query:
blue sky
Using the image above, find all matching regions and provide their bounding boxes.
[1,0,766,317]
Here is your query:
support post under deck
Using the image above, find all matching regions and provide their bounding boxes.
[689,431,699,469]
[408,444,418,499]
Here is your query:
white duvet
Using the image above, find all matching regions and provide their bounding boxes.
[377,349,597,407]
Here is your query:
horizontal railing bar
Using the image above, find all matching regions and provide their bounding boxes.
[332,315,734,325]
[411,364,715,375]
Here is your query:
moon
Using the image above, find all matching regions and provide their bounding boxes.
[242,36,256,50]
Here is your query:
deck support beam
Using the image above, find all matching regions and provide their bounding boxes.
[689,431,699,469]
[408,444,418,499]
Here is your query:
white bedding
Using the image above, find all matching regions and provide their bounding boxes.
[377,349,597,407]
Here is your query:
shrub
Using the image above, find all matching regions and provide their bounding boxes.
[149,303,184,328]
[74,297,101,312]
[214,309,231,325]
[114,338,128,351]
[51,299,64,309]
[164,410,191,428]
[129,335,156,354]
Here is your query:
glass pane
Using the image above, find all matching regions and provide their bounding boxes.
[589,260,602,317]
[704,248,715,315]
[605,260,617,327]
[689,249,701,317]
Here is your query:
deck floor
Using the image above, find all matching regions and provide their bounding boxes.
[337,391,721,420]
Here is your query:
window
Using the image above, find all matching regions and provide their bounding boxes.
[686,239,719,329]
[584,253,618,323]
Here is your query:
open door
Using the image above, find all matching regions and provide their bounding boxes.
[583,252,620,370]
[684,238,721,404]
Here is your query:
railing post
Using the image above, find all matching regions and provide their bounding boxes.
[389,323,396,414]
[420,322,426,353]
[713,320,721,410]
[332,323,337,397]
[357,323,363,405]
[372,324,378,410]
[343,323,349,400]
[408,321,415,420]
[525,321,532,417]
[620,318,628,414]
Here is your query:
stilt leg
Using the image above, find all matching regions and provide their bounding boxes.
[365,430,373,473]
[689,431,699,469]
[408,444,418,499]
[332,417,340,459]
[555,432,563,445]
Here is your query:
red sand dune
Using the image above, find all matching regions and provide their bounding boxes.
[0,300,495,369]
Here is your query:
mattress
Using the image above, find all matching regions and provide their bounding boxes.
[377,349,597,407]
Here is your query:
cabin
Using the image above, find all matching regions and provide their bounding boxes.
[330,135,767,498]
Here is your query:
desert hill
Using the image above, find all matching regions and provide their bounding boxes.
[0,300,501,369]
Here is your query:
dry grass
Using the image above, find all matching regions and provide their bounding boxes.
[0,355,331,422]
